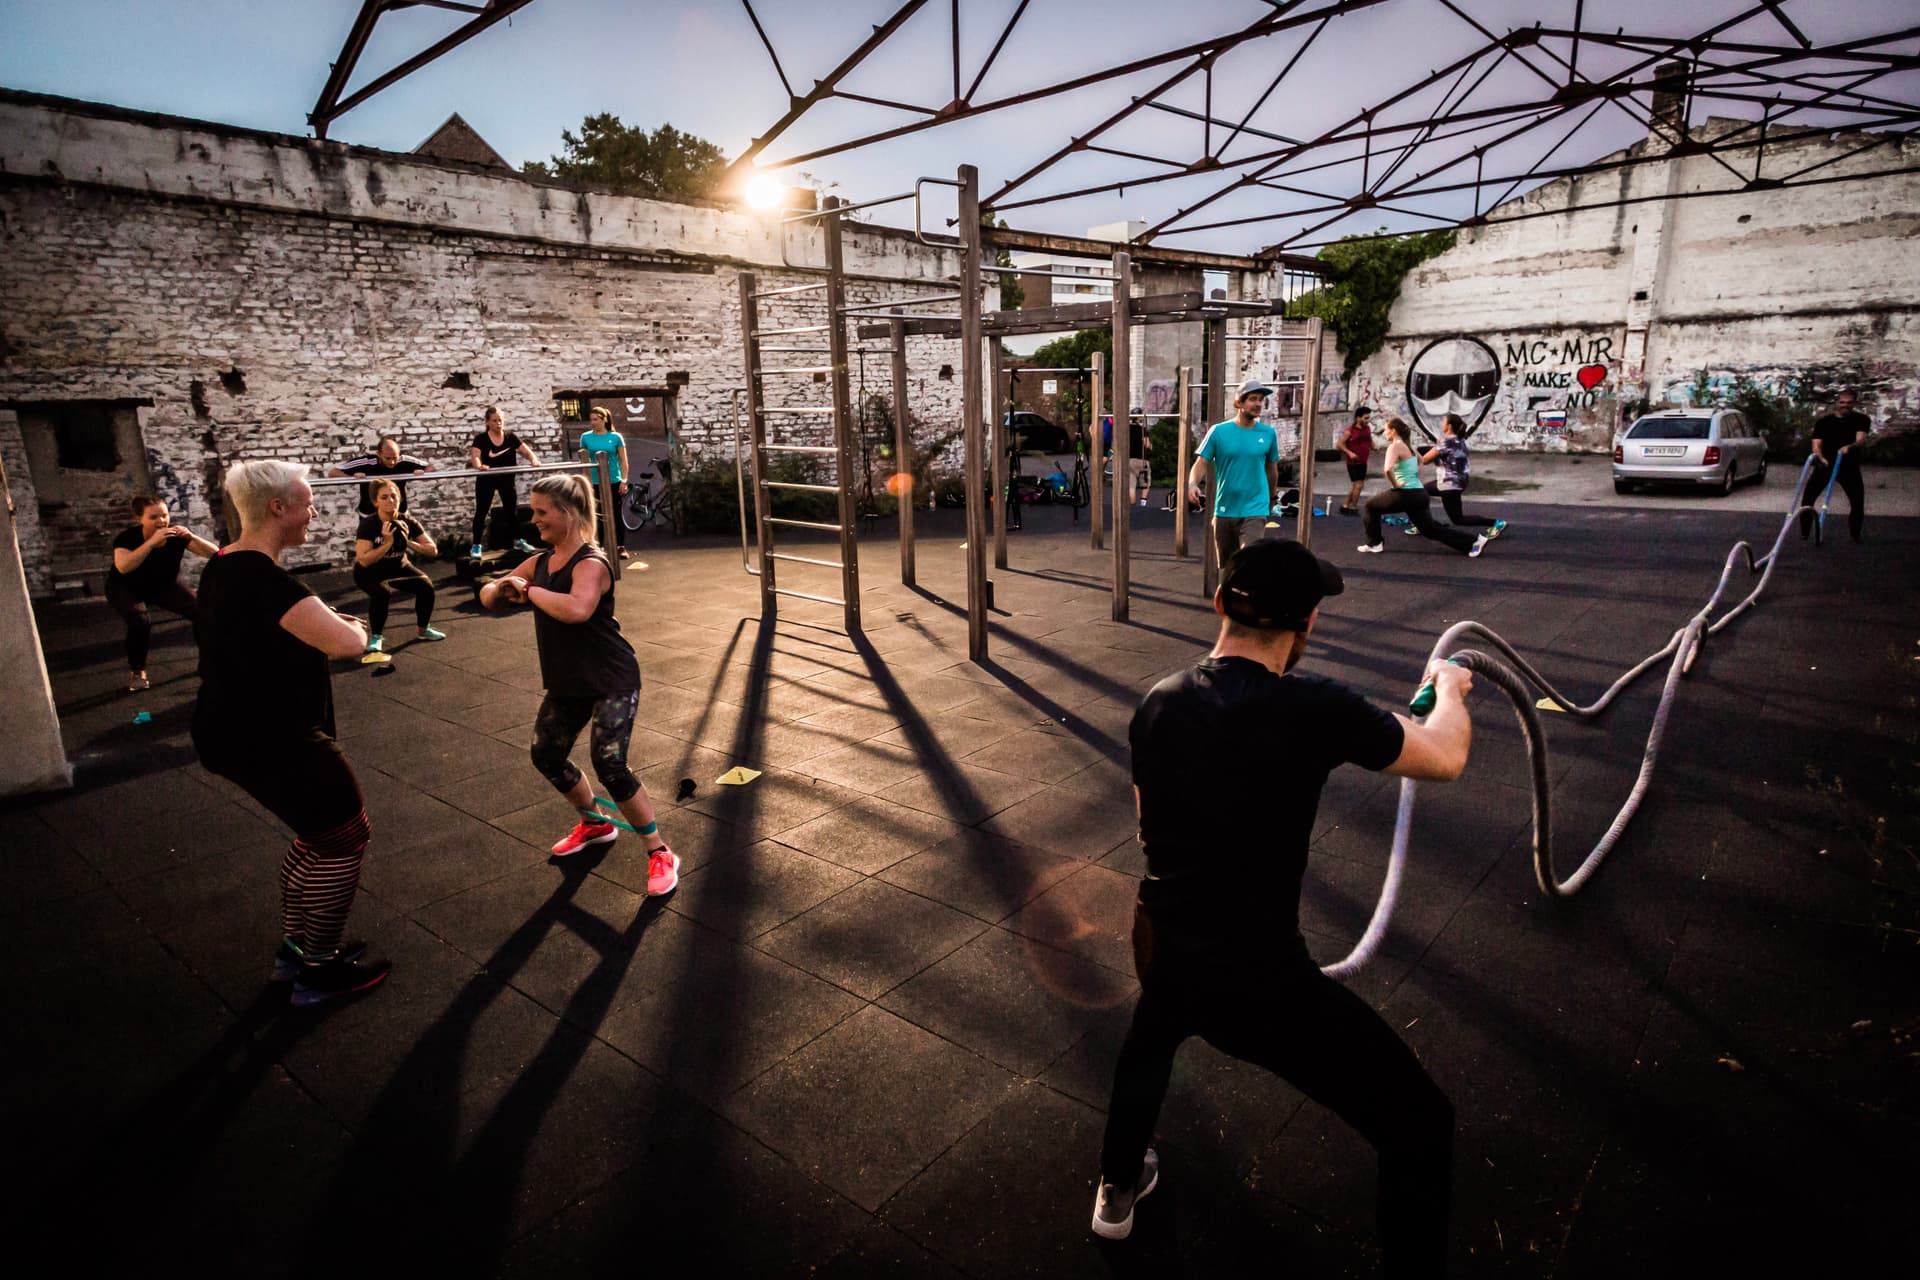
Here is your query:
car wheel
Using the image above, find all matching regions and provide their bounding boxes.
[1613,479,1633,495]
[1754,456,1767,484]
[1716,466,1734,497]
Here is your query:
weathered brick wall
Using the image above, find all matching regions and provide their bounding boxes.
[0,92,970,593]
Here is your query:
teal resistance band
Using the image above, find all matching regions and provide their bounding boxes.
[580,796,655,836]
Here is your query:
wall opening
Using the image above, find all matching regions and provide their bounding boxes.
[15,400,155,584]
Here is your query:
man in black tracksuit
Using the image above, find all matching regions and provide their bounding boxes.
[1799,389,1871,543]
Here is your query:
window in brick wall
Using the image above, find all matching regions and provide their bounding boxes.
[50,404,121,472]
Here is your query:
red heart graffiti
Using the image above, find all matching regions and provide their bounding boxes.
[1576,364,1608,391]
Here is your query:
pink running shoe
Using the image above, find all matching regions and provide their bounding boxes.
[552,820,618,857]
[645,846,680,897]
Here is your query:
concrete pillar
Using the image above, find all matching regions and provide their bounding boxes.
[0,452,72,796]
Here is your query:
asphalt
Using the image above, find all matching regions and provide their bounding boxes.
[4,494,1916,1277]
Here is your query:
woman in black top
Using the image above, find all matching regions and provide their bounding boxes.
[108,494,217,691]
[352,477,443,658]
[192,460,390,1006]
[480,472,678,896]
[467,405,540,557]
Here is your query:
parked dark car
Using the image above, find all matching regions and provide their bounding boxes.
[1002,411,1072,454]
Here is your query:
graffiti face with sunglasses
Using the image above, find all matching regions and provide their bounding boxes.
[1407,336,1501,441]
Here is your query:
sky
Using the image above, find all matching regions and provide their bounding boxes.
[1,0,1913,255]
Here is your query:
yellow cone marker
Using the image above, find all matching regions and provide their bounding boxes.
[1535,697,1564,713]
[716,766,762,786]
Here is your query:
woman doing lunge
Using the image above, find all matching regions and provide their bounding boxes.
[353,477,444,659]
[468,404,540,558]
[479,473,679,895]
[192,461,390,1006]
[1419,413,1507,534]
[1359,419,1497,557]
[109,495,217,691]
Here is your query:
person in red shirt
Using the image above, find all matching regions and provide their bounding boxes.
[1337,407,1375,515]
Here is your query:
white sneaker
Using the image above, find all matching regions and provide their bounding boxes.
[1091,1147,1160,1240]
[1469,533,1490,558]
[1358,543,1384,554]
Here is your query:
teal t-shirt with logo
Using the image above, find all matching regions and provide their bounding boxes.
[1197,420,1280,518]
[579,429,625,484]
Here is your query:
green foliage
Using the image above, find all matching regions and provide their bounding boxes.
[1290,229,1458,376]
[1027,329,1112,431]
[1727,377,1814,461]
[520,114,728,200]
[992,219,1024,311]
[671,454,838,534]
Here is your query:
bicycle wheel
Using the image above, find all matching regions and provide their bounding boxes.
[619,486,647,532]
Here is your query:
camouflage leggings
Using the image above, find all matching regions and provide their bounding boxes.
[530,690,642,803]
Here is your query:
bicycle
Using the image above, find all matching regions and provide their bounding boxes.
[620,456,676,533]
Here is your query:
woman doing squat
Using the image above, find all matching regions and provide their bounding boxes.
[108,495,217,691]
[352,477,444,657]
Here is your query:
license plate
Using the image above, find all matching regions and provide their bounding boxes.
[1643,446,1685,457]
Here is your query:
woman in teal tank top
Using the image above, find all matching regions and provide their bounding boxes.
[1360,419,1491,557]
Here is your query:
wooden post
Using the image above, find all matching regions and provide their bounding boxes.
[1110,252,1132,622]
[1295,316,1324,549]
[890,316,914,585]
[957,166,988,662]
[1174,365,1192,558]
[1201,316,1226,597]
[822,202,862,632]
[738,273,776,615]
[1089,350,1105,551]
[990,339,1008,569]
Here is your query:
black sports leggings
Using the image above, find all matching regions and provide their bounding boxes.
[472,473,518,546]
[1100,910,1453,1277]
[1364,488,1478,553]
[105,577,196,670]
[1436,485,1497,527]
[1798,459,1864,539]
[353,563,434,635]
[530,690,642,804]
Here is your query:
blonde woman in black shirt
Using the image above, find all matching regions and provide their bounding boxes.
[480,473,678,895]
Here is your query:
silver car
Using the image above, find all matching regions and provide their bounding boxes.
[1612,408,1768,496]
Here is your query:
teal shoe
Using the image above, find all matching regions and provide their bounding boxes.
[1487,519,1508,540]
[365,634,384,653]
[417,626,447,642]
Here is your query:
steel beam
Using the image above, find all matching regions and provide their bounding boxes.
[1111,253,1133,622]
[957,166,988,662]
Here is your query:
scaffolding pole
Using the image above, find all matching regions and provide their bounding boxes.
[958,165,988,662]
[1202,316,1226,598]
[822,201,863,631]
[1295,317,1324,548]
[991,339,1008,570]
[890,317,914,586]
[1089,350,1105,552]
[1175,365,1192,558]
[1111,251,1133,622]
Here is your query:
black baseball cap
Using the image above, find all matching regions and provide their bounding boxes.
[1219,539,1344,630]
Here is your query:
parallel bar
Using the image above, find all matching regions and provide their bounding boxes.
[958,165,989,662]
[769,552,846,569]
[1224,333,1320,342]
[762,444,838,455]
[1175,366,1192,558]
[308,460,595,489]
[891,318,915,586]
[759,406,836,416]
[822,200,863,634]
[772,588,846,606]
[739,273,777,614]
[769,516,845,532]
[763,481,841,494]
[991,339,1008,570]
[753,324,831,337]
[839,293,963,313]
[1296,317,1325,546]
[756,366,835,376]
[1089,350,1105,551]
[750,282,830,298]
[1111,252,1132,623]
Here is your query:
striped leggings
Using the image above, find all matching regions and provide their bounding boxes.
[280,808,372,957]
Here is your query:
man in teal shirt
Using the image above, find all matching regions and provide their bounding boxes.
[1188,379,1281,572]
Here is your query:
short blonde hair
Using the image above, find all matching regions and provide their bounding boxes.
[531,472,598,542]
[224,460,309,529]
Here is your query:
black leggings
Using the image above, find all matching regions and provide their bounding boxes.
[105,577,196,670]
[1100,911,1453,1277]
[196,732,369,957]
[1798,460,1864,539]
[353,563,434,635]
[1436,485,1497,527]
[530,690,642,803]
[472,474,518,546]
[1364,488,1478,553]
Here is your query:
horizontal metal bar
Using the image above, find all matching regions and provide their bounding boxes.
[1004,366,1092,373]
[768,552,846,569]
[768,517,845,532]
[763,480,841,494]
[758,406,835,416]
[758,345,831,353]
[782,190,916,224]
[762,444,838,454]
[977,265,1115,282]
[1225,333,1318,342]
[756,366,835,376]
[838,292,963,314]
[750,282,831,298]
[753,323,831,337]
[309,460,595,490]
[771,587,846,606]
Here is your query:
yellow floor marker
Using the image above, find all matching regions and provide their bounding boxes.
[1535,697,1564,713]
[715,766,762,786]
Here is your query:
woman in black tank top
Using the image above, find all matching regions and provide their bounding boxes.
[481,472,679,896]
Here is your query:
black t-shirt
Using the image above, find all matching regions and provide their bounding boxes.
[531,544,639,698]
[191,549,334,755]
[108,525,189,598]
[338,454,430,514]
[472,430,523,470]
[1129,657,1404,960]
[1811,411,1868,466]
[354,513,426,571]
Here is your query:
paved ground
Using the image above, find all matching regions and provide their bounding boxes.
[5,495,1916,1277]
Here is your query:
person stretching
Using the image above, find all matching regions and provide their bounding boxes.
[192,460,390,1006]
[1360,419,1494,557]
[352,478,444,659]
[479,473,679,894]
[468,404,540,558]
[1419,413,1506,534]
[1337,408,1375,515]
[108,494,217,691]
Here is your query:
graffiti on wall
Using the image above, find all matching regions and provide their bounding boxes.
[1361,328,1624,450]
[1406,336,1501,440]
[1144,379,1176,418]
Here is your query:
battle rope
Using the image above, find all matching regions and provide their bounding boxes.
[1322,456,1834,981]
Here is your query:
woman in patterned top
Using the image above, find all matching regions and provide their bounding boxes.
[1419,413,1506,533]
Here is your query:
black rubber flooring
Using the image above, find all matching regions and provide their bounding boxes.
[4,498,1915,1277]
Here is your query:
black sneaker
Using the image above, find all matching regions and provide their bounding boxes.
[271,938,368,982]
[291,954,392,1007]
[1091,1147,1160,1240]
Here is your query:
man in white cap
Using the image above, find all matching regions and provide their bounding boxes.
[1188,379,1281,572]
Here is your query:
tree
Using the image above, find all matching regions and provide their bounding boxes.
[992,218,1024,311]
[521,114,729,201]
[1290,229,1457,376]
[1026,328,1113,434]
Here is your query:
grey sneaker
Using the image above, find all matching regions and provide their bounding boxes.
[1469,533,1491,558]
[1091,1147,1160,1240]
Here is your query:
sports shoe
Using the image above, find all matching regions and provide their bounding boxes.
[513,538,537,553]
[645,846,680,897]
[272,937,367,982]
[1469,533,1491,558]
[417,626,447,641]
[127,672,150,692]
[470,543,485,558]
[1487,519,1508,540]
[1403,523,1422,535]
[365,634,384,653]
[553,819,618,857]
[291,953,392,1007]
[1358,543,1384,554]
[1091,1147,1160,1240]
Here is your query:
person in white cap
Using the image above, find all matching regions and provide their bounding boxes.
[1187,378,1281,572]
